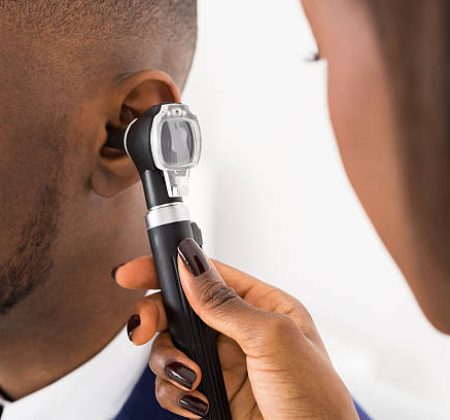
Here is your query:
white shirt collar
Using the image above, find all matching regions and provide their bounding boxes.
[0,326,152,420]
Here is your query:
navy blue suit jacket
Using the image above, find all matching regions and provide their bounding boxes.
[115,368,371,420]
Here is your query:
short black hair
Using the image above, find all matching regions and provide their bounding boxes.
[0,0,197,87]
[0,1,196,35]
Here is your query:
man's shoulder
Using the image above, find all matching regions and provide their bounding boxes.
[115,367,185,420]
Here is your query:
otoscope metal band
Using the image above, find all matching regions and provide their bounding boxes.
[145,202,191,230]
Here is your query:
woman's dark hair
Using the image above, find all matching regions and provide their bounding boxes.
[368,1,450,274]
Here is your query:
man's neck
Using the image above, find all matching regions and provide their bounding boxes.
[0,272,144,400]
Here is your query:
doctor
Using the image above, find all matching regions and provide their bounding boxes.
[116,0,450,418]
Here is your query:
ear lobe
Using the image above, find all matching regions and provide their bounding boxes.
[91,146,139,198]
[91,70,181,198]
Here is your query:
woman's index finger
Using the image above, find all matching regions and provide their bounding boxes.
[114,255,160,290]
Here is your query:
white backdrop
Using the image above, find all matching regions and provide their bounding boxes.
[183,1,450,419]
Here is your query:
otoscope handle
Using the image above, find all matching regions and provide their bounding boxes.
[146,206,231,420]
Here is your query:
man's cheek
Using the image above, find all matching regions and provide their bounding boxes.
[0,134,62,255]
[0,173,40,255]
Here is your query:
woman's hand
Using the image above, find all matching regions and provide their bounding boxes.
[114,239,358,419]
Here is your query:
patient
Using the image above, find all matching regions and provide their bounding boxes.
[115,0,450,419]
[0,1,196,419]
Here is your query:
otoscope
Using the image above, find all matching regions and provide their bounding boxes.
[106,103,231,420]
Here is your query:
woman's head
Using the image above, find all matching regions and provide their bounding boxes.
[302,0,450,332]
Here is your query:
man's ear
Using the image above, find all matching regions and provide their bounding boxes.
[91,70,181,197]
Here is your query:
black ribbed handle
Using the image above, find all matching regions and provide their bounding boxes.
[148,220,232,420]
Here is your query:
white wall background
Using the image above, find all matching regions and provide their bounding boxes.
[183,1,450,419]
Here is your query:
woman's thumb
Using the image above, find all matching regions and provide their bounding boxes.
[177,238,264,348]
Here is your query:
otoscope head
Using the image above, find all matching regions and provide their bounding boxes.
[106,103,202,200]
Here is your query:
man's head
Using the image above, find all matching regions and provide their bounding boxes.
[0,0,197,315]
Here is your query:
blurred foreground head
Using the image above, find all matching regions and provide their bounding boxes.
[302,0,450,332]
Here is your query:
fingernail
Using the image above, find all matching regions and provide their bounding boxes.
[179,395,209,417]
[111,264,124,282]
[165,362,197,390]
[178,238,211,277]
[127,314,140,341]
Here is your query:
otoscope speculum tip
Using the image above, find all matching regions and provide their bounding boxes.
[164,169,191,198]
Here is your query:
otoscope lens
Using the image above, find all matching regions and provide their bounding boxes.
[161,120,194,166]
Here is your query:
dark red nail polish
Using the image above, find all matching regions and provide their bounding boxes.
[179,394,209,417]
[165,362,197,390]
[127,314,140,341]
[111,264,124,281]
[178,238,211,277]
